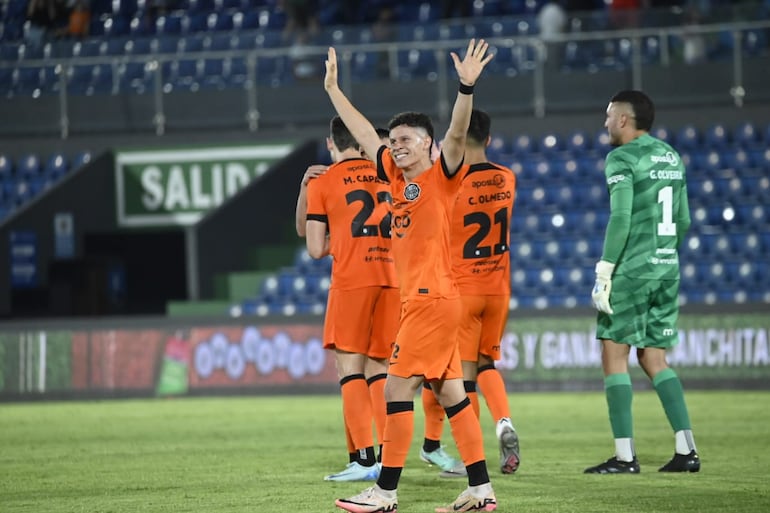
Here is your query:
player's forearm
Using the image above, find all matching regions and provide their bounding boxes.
[443,91,473,174]
[326,86,380,162]
[295,186,308,237]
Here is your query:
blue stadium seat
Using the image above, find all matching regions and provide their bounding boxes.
[13,66,44,95]
[593,129,611,154]
[208,11,234,31]
[67,64,95,95]
[16,154,40,179]
[733,121,760,149]
[551,157,581,183]
[565,130,591,155]
[90,63,115,94]
[703,123,730,149]
[200,58,226,89]
[539,132,563,155]
[651,125,671,143]
[693,149,724,174]
[118,61,152,93]
[748,148,770,169]
[675,124,699,151]
[0,154,13,177]
[156,13,184,35]
[103,15,131,37]
[511,134,536,155]
[743,28,768,56]
[720,148,751,171]
[178,34,206,53]
[397,49,438,80]
[72,151,92,169]
[734,204,767,229]
[44,153,68,179]
[153,36,178,55]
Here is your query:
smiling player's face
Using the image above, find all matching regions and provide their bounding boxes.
[389,125,431,170]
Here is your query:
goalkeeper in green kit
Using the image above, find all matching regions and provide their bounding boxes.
[584,90,700,474]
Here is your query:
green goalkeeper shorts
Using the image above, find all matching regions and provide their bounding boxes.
[595,275,680,349]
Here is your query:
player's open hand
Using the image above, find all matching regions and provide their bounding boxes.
[324,47,339,92]
[302,164,328,186]
[451,39,494,87]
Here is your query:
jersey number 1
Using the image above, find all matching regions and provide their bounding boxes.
[657,186,676,236]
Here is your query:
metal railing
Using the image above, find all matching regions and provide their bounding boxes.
[1,18,769,138]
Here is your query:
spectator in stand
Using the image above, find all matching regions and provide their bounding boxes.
[536,1,568,70]
[608,0,641,29]
[25,0,65,46]
[54,0,90,40]
[441,0,472,19]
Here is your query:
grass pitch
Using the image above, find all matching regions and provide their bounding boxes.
[1,391,769,513]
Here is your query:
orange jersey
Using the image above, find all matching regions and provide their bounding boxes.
[451,162,516,296]
[377,147,464,300]
[306,157,397,290]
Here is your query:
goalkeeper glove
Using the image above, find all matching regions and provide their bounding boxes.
[591,260,616,314]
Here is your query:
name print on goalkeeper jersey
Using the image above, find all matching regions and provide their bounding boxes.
[603,133,690,281]
[451,162,516,296]
[306,157,397,290]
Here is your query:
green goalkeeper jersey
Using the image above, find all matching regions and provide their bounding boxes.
[600,133,691,280]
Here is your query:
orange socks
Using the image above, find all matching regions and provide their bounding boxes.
[340,374,374,451]
[477,365,510,422]
[367,373,387,449]
[421,382,445,443]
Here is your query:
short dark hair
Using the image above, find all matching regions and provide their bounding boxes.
[467,109,491,146]
[387,111,434,143]
[329,116,359,152]
[375,127,390,140]
[610,90,655,131]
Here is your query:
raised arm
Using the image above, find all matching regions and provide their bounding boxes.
[441,39,493,175]
[324,47,383,164]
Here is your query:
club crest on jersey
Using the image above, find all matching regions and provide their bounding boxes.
[404,183,421,201]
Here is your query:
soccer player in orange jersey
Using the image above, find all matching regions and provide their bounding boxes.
[325,39,499,513]
[421,111,520,479]
[451,109,520,474]
[304,116,400,482]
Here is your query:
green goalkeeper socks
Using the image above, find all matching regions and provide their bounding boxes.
[653,367,692,431]
[604,373,633,439]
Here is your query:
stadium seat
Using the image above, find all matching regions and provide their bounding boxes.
[396,49,438,80]
[675,124,699,150]
[720,148,751,171]
[200,58,226,89]
[16,154,40,178]
[732,121,760,148]
[703,123,730,149]
[156,13,184,35]
[72,151,92,169]
[178,34,206,53]
[565,130,591,155]
[0,154,13,177]
[44,153,68,179]
[651,126,671,143]
[208,11,234,32]
[511,134,535,155]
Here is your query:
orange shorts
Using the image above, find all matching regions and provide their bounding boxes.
[323,286,400,359]
[389,296,462,381]
[457,294,509,362]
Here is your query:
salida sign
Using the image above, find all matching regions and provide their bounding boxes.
[115,144,294,227]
